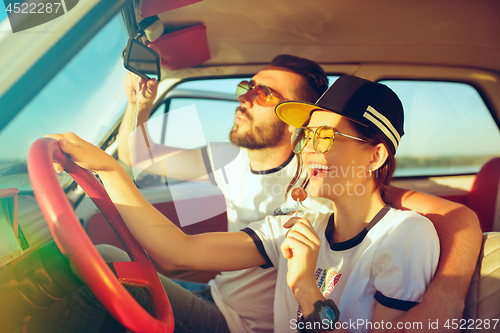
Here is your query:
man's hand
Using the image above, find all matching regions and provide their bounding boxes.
[125,43,161,106]
[125,71,158,107]
[118,71,159,166]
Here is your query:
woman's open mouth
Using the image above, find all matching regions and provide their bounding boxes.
[308,162,331,179]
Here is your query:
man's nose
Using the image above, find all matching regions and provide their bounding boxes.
[238,90,254,106]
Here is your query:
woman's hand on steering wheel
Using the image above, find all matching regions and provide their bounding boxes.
[45,132,118,174]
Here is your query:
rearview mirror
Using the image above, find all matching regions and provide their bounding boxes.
[122,38,161,81]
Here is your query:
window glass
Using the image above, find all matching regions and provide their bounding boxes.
[381,80,500,177]
[179,78,244,95]
[0,15,129,192]
[148,98,238,148]
[148,78,244,148]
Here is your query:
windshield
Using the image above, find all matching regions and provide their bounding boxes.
[0,14,129,192]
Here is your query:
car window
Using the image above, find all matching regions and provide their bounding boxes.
[148,78,244,148]
[381,80,500,177]
[0,14,129,192]
[147,77,500,179]
[149,98,238,148]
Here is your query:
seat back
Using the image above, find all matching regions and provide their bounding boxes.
[466,158,500,232]
[463,232,500,330]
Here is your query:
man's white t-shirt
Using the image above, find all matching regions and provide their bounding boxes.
[204,144,332,333]
[245,206,440,333]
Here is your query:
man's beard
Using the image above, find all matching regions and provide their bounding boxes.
[229,107,287,149]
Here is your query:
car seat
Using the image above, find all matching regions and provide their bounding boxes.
[463,232,500,331]
[466,157,500,232]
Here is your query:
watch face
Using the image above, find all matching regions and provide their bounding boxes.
[319,306,337,322]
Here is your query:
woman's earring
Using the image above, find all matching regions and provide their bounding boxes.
[368,167,373,178]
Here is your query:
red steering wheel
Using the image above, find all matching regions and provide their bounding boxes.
[27,138,174,333]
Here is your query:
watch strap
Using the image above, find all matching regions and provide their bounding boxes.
[297,299,340,333]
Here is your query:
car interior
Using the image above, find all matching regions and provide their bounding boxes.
[0,0,499,332]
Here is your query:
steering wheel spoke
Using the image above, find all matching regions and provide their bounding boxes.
[113,261,157,286]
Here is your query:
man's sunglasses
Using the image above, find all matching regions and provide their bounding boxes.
[235,80,285,107]
[291,126,367,154]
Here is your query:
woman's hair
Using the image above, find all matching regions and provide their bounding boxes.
[286,154,310,197]
[286,118,397,198]
[350,121,397,193]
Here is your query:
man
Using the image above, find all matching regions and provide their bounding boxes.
[117,55,481,332]
[118,55,333,332]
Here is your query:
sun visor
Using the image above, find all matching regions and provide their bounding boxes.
[140,0,203,17]
[150,25,210,71]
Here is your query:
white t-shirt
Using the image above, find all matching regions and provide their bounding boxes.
[246,206,440,333]
[204,144,332,333]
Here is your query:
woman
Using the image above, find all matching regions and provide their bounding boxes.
[47,75,438,332]
[254,75,440,332]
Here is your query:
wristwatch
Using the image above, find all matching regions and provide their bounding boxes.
[297,299,340,333]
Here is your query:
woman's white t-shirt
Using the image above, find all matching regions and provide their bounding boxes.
[245,206,440,333]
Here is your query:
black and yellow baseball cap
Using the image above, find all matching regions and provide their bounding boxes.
[275,75,404,154]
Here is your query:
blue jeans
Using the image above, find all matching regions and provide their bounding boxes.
[171,279,213,301]
[27,245,230,333]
